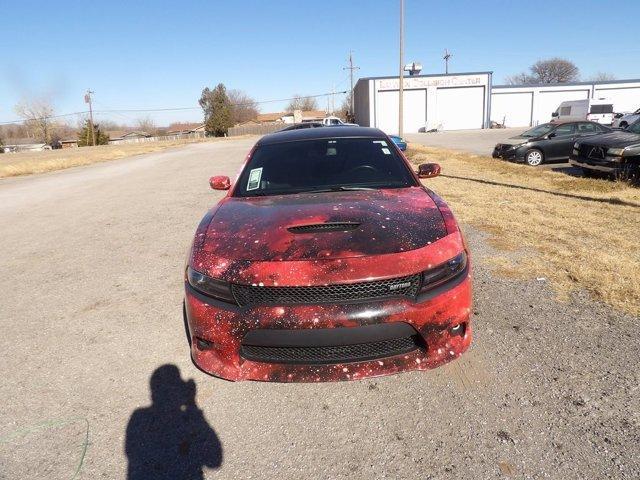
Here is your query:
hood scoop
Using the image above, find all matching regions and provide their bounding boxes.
[287,222,361,234]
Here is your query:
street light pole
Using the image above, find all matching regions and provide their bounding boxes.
[398,0,405,137]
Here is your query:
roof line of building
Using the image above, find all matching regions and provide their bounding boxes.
[356,71,493,83]
[493,78,640,89]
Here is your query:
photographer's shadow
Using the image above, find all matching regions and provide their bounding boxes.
[125,364,222,480]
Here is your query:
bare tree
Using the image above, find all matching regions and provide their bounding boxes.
[589,72,617,82]
[14,98,56,143]
[227,89,259,124]
[136,116,157,135]
[506,58,580,85]
[286,95,319,112]
[531,58,579,83]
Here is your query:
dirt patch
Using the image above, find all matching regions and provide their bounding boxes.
[406,144,640,316]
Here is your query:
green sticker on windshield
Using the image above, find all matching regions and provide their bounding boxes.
[247,167,263,191]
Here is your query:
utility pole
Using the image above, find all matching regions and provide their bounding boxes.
[398,0,405,137]
[343,51,359,118]
[443,49,452,75]
[84,89,96,146]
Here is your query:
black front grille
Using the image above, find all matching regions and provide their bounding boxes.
[231,274,421,307]
[288,222,360,234]
[580,144,606,159]
[241,335,423,364]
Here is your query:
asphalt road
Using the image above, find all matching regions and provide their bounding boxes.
[1,139,638,479]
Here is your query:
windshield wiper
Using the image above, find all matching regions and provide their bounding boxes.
[294,186,377,194]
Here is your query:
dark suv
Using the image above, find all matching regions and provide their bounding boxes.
[570,120,640,181]
[493,121,610,166]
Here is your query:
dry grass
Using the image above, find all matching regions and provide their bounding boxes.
[406,144,640,316]
[0,137,248,178]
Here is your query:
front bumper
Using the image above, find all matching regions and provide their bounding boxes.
[184,269,472,382]
[492,145,526,162]
[569,155,618,173]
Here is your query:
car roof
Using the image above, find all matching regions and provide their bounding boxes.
[257,126,387,145]
[550,120,604,126]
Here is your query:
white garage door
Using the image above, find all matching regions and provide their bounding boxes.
[436,87,484,130]
[593,87,640,113]
[535,89,589,125]
[491,92,532,127]
[375,89,427,134]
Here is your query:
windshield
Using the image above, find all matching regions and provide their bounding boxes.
[234,137,417,197]
[521,123,554,137]
[627,121,640,134]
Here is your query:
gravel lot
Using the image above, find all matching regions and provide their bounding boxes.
[1,139,638,479]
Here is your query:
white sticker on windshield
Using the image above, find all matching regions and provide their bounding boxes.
[246,167,263,191]
[373,140,388,146]
[381,148,391,155]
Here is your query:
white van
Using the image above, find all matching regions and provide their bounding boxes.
[551,99,614,125]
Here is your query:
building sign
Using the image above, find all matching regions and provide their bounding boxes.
[378,74,489,91]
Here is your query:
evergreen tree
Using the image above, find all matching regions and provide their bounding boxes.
[199,84,233,136]
[77,120,109,146]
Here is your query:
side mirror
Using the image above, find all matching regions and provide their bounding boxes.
[417,163,441,179]
[547,132,557,139]
[209,175,231,190]
[551,111,559,117]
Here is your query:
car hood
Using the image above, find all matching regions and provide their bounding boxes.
[501,135,535,146]
[200,187,447,262]
[578,131,640,148]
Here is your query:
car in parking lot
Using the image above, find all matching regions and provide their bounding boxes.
[612,108,640,129]
[570,119,640,181]
[184,126,472,382]
[492,121,611,166]
[389,134,407,151]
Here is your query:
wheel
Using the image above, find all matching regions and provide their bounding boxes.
[525,149,544,166]
[615,163,640,184]
[619,122,628,129]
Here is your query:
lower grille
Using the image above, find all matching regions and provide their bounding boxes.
[241,335,423,364]
[232,274,421,307]
[580,144,606,159]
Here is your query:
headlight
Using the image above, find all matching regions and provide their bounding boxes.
[420,251,468,292]
[187,267,236,303]
[607,147,625,156]
[574,142,580,149]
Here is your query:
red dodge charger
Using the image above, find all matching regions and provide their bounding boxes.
[184,127,472,382]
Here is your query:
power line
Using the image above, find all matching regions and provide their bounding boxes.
[0,90,348,126]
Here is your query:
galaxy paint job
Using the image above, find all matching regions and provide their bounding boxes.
[184,129,472,382]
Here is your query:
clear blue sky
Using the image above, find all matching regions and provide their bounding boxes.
[2,0,639,126]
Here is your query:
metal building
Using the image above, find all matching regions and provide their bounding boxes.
[354,72,640,133]
[491,79,640,127]
[353,72,493,133]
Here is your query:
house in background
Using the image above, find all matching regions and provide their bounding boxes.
[166,123,206,136]
[59,139,78,149]
[108,131,152,145]
[2,139,50,153]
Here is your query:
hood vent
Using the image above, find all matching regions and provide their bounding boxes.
[288,222,360,234]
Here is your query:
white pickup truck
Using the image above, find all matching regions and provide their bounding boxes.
[302,116,359,126]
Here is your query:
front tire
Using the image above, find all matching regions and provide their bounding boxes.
[619,122,628,129]
[525,149,544,166]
